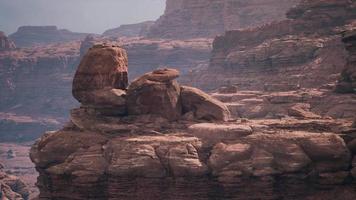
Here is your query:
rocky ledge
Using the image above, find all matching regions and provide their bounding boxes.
[30,44,356,199]
[0,162,29,200]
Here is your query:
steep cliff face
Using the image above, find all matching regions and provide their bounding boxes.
[0,31,16,50]
[146,0,300,39]
[0,42,80,141]
[186,0,356,90]
[9,26,88,47]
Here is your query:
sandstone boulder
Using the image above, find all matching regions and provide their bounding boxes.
[72,44,128,115]
[127,69,182,120]
[181,86,230,121]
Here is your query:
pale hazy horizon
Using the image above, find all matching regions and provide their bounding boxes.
[0,0,165,35]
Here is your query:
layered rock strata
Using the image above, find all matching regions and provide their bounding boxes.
[31,45,356,200]
[336,29,356,93]
[185,0,356,91]
[147,0,300,39]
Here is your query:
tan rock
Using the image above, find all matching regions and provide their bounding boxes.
[181,86,230,121]
[188,123,252,144]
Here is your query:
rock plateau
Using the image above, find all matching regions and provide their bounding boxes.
[30,44,356,200]
[9,26,88,47]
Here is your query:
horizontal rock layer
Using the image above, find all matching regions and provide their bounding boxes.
[147,0,300,39]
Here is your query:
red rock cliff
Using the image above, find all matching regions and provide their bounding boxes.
[146,0,300,39]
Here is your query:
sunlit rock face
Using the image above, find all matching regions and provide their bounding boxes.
[30,45,356,200]
[146,0,300,39]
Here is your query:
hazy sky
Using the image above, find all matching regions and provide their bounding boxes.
[0,0,165,35]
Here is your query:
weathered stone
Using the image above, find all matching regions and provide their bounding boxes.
[188,123,253,144]
[181,86,230,121]
[72,44,128,105]
[127,69,182,120]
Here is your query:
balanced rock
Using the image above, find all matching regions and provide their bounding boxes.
[181,86,230,121]
[72,44,128,115]
[127,69,182,120]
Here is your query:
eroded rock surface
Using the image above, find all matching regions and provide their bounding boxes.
[147,0,300,39]
[72,44,128,108]
[0,162,29,200]
[31,44,356,199]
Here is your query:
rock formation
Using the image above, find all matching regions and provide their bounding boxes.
[30,44,356,199]
[9,26,88,47]
[0,163,29,200]
[103,21,154,38]
[146,0,300,39]
[0,32,16,50]
[336,29,356,93]
[185,0,356,91]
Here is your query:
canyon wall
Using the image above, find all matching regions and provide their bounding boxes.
[146,0,300,39]
[0,42,80,141]
[9,26,88,47]
[185,0,356,91]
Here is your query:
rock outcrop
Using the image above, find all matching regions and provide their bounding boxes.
[0,163,29,200]
[184,0,356,91]
[336,29,356,93]
[146,0,300,39]
[103,21,154,38]
[9,26,88,47]
[30,44,356,200]
[0,32,16,50]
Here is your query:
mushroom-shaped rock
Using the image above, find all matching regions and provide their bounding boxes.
[181,86,230,121]
[126,68,182,120]
[72,44,128,115]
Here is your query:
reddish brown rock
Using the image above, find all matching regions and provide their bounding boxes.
[147,0,300,39]
[181,86,230,121]
[72,44,128,107]
[126,68,182,120]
